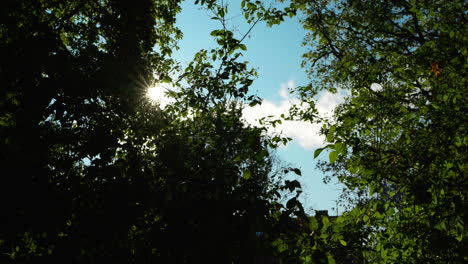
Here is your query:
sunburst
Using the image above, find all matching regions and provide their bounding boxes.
[146,84,171,108]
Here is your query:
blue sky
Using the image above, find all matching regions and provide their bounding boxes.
[173,1,345,214]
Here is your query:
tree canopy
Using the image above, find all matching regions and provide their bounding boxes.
[0,0,299,262]
[290,0,467,263]
[1,0,466,263]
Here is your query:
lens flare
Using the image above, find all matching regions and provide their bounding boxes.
[146,84,172,108]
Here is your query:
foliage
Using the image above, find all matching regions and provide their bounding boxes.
[1,0,179,261]
[0,0,301,262]
[292,0,468,263]
[6,0,465,263]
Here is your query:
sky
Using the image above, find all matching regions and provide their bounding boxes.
[171,1,346,214]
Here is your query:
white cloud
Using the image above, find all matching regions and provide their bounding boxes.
[243,80,346,149]
[146,79,346,149]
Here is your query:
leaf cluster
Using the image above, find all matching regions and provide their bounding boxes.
[292,0,468,263]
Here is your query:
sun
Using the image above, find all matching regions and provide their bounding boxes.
[147,85,164,101]
[146,84,172,108]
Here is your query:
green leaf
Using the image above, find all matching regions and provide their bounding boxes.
[233,155,242,162]
[161,76,172,83]
[309,217,319,231]
[243,170,252,180]
[339,239,347,246]
[434,222,446,231]
[285,180,301,191]
[322,216,330,227]
[249,99,261,107]
[292,168,302,176]
[326,125,336,142]
[386,207,395,217]
[333,142,343,152]
[218,8,225,18]
[363,215,369,222]
[314,147,325,158]
[329,151,338,163]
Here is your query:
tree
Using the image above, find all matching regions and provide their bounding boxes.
[1,0,304,262]
[292,0,467,263]
[1,0,181,261]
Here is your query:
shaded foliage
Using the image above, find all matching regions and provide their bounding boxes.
[0,0,301,262]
